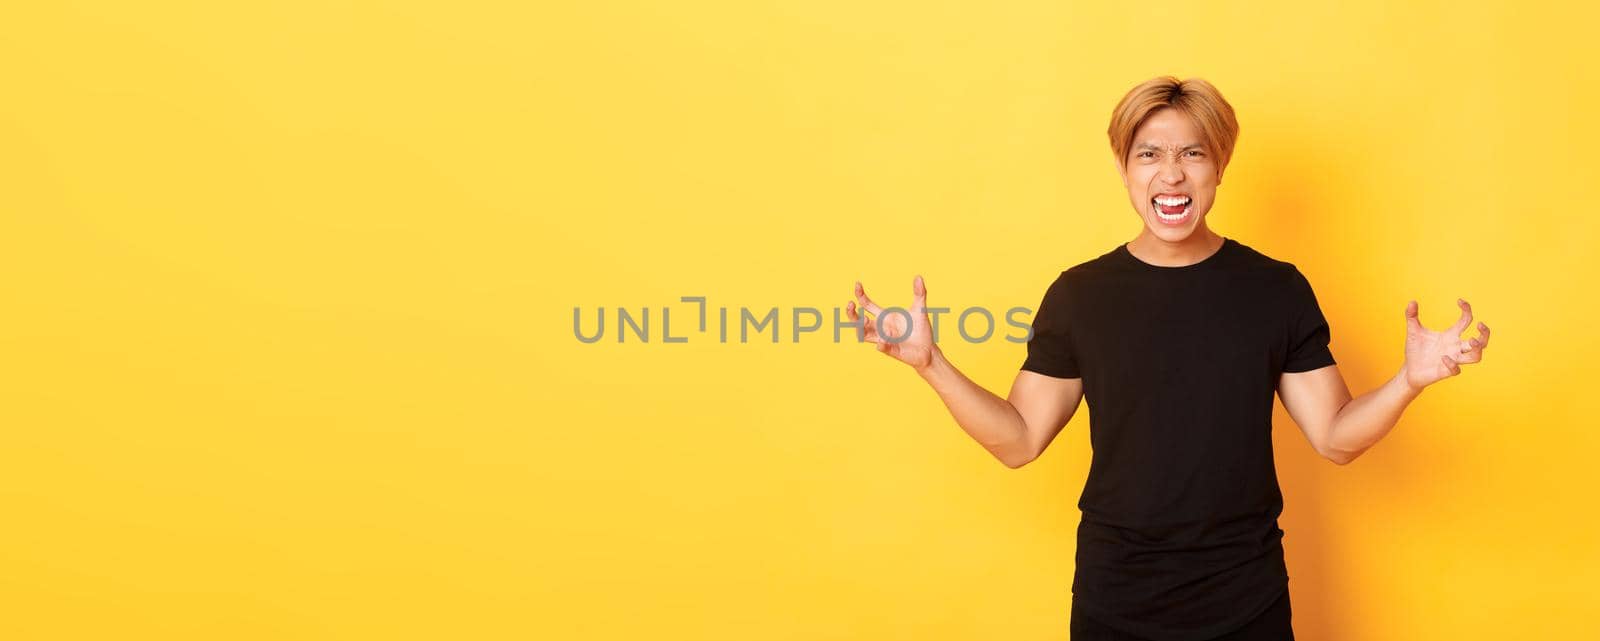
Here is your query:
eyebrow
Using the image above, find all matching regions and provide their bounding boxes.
[1135,142,1207,151]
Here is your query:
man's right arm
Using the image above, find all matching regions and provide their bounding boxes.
[916,346,1085,468]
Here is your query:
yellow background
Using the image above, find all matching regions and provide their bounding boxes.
[2,1,1596,639]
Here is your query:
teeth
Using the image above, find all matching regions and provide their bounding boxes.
[1154,196,1191,206]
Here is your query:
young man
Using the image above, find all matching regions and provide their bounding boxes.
[845,76,1491,640]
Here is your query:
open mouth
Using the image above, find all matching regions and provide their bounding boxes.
[1152,195,1192,223]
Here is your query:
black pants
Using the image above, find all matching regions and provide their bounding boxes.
[1070,588,1294,641]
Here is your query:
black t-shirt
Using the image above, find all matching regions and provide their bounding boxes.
[1021,236,1335,641]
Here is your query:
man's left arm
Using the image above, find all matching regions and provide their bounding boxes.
[1278,298,1491,465]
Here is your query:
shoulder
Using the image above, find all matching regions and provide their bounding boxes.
[1228,238,1309,283]
[1032,247,1124,316]
[1225,240,1326,320]
[1041,251,1110,295]
[1056,244,1127,281]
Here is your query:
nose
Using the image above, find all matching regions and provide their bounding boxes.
[1160,157,1185,184]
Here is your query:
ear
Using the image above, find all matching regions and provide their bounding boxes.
[1112,153,1128,188]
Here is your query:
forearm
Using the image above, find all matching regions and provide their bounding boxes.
[1323,367,1424,464]
[914,346,1032,467]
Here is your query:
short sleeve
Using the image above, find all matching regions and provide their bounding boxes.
[1020,273,1081,379]
[1283,267,1337,373]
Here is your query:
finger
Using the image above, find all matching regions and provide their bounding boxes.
[845,301,881,343]
[1442,354,1461,376]
[912,274,926,310]
[1477,322,1490,349]
[859,319,883,343]
[860,313,882,343]
[1405,300,1423,333]
[1449,298,1473,335]
[855,281,884,317]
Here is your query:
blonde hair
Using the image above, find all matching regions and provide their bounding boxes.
[1108,76,1240,176]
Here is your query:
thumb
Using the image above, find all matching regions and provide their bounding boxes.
[1405,300,1423,333]
[912,274,927,308]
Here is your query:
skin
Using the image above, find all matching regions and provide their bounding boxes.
[1117,108,1226,265]
[846,107,1491,468]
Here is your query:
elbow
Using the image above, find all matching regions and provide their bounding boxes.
[998,447,1038,469]
[1321,446,1359,466]
[996,416,1044,469]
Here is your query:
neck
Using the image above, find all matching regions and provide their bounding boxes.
[1127,226,1225,267]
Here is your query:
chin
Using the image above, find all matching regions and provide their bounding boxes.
[1144,209,1206,240]
[1150,226,1197,243]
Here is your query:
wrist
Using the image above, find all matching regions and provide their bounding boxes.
[1394,365,1423,398]
[915,344,949,379]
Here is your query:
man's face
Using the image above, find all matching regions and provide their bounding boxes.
[1117,108,1221,241]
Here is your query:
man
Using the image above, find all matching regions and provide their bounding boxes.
[844,76,1491,640]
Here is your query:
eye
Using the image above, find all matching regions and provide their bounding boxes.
[1137,151,1155,159]
[1184,150,1205,158]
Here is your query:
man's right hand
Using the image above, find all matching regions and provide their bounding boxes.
[847,276,937,371]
